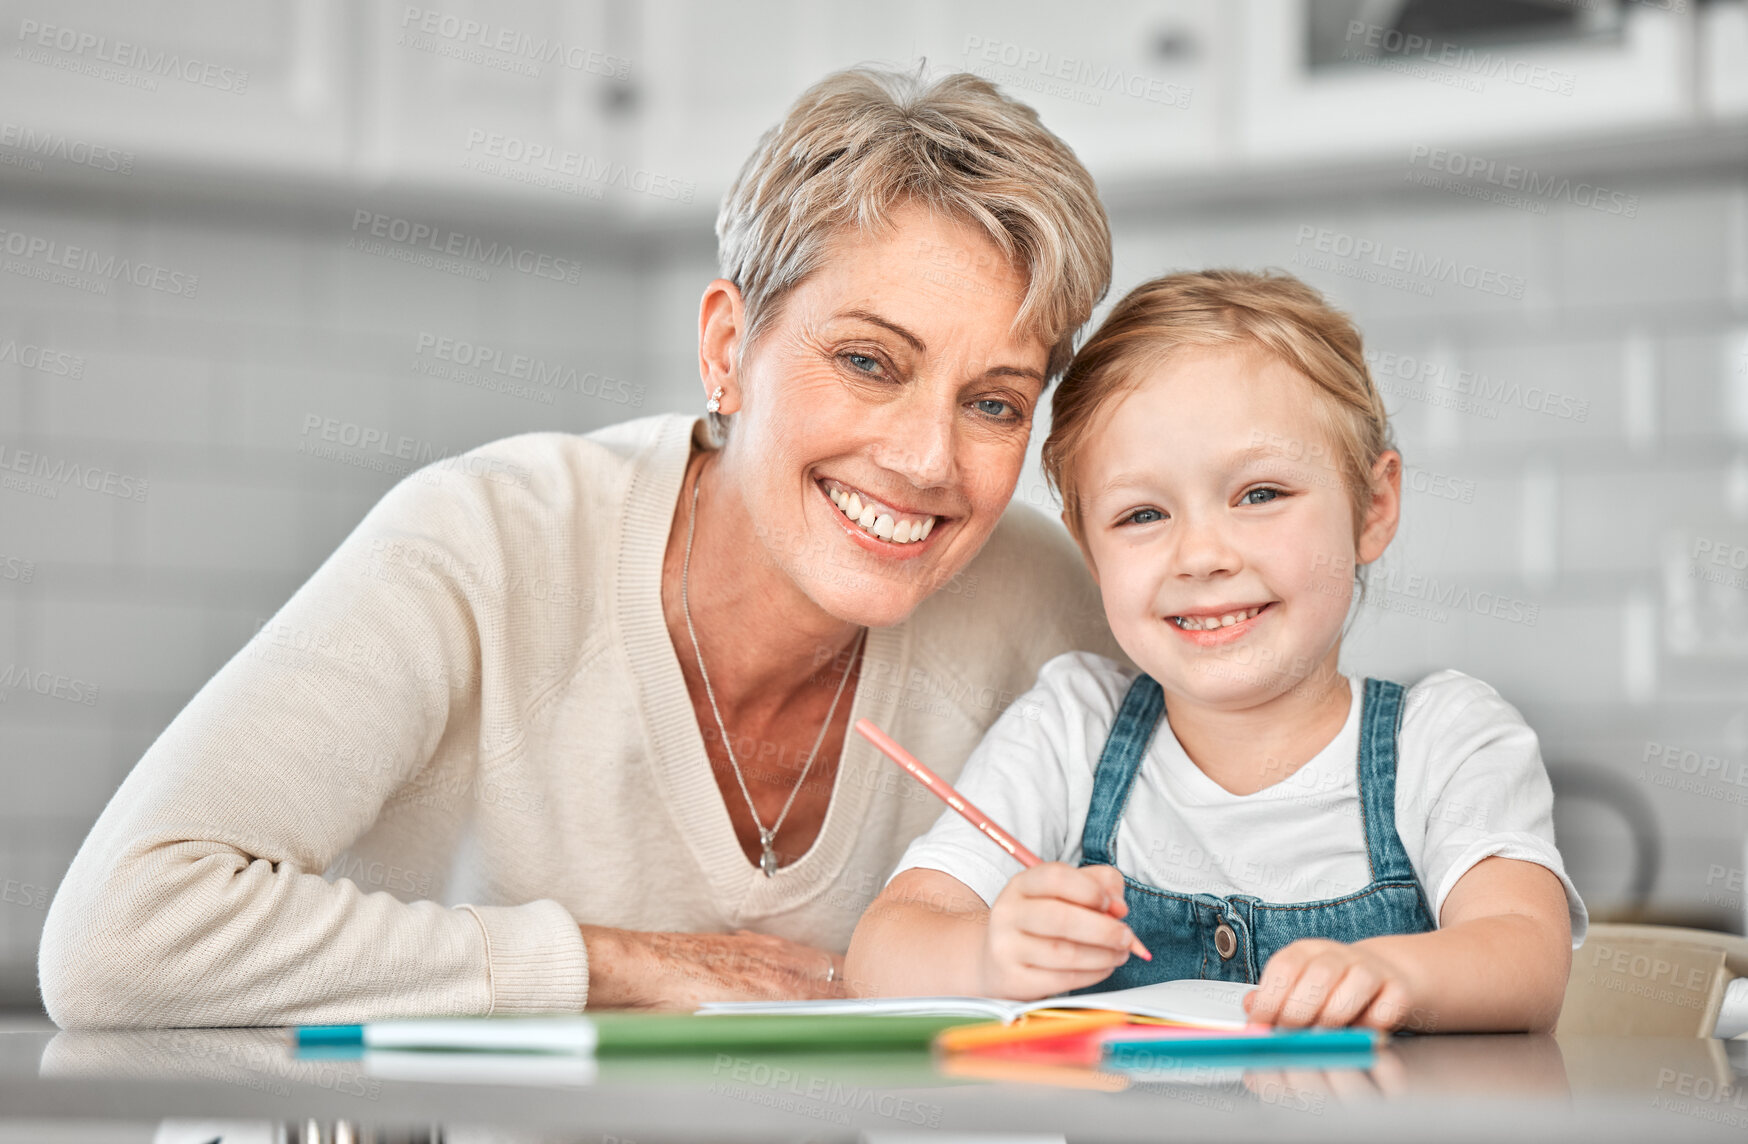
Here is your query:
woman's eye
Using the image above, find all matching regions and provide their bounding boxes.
[1240,487,1282,505]
[844,352,882,374]
[1122,508,1165,526]
[973,398,1016,419]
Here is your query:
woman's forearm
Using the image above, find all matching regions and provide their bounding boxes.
[40,824,588,1028]
[579,925,849,1010]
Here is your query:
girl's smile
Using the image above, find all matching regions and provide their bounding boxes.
[1167,599,1277,644]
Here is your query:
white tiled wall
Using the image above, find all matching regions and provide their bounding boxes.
[0,191,662,1003]
[2,163,1746,1008]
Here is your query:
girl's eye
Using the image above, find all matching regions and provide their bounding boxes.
[1240,487,1283,506]
[1121,508,1165,526]
[844,352,882,374]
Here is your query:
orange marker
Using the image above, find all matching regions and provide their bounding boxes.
[853,717,1151,962]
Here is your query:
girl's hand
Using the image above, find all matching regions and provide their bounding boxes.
[978,862,1140,999]
[1244,937,1425,1030]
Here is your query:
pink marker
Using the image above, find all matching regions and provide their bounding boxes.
[853,717,1151,961]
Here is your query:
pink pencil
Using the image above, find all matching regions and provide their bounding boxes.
[853,717,1151,961]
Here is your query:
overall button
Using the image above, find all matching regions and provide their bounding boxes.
[1214,922,1237,960]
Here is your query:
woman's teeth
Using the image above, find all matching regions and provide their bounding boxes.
[827,484,937,544]
[1171,605,1266,631]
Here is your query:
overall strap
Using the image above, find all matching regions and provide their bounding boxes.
[1079,673,1166,867]
[1357,677,1417,883]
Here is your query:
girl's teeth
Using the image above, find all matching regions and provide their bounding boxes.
[1173,606,1265,631]
[824,481,938,545]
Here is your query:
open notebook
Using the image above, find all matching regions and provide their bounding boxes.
[696,979,1254,1029]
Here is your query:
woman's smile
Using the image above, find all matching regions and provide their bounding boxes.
[815,475,950,560]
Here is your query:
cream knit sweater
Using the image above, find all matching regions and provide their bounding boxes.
[39,413,1125,1028]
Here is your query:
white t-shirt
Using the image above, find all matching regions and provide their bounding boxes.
[894,652,1588,946]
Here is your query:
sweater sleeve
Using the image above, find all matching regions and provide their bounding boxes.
[37,461,590,1028]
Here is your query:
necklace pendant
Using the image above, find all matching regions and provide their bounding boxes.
[759,843,779,877]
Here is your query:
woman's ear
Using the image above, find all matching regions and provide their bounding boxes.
[1356,449,1402,566]
[698,278,745,414]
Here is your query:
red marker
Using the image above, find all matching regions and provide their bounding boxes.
[853,717,1151,962]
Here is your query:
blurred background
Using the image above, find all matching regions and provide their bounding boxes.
[0,0,1745,1014]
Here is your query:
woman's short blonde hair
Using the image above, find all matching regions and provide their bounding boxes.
[1043,269,1395,546]
[711,64,1112,442]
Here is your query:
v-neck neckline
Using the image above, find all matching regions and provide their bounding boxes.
[615,414,911,919]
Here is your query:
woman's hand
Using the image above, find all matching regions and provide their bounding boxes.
[1244,937,1425,1030]
[579,925,846,1011]
[978,863,1140,1000]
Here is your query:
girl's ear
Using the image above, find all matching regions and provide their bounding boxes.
[1356,449,1402,566]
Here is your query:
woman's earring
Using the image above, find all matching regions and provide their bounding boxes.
[706,386,724,414]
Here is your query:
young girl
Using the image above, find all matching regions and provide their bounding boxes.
[844,270,1586,1033]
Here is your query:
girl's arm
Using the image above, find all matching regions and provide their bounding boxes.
[845,864,1137,999]
[1244,856,1573,1033]
[845,869,991,997]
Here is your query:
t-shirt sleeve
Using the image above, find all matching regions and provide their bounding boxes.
[1397,671,1589,948]
[887,652,1125,907]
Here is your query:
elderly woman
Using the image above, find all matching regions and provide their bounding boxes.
[38,66,1122,1026]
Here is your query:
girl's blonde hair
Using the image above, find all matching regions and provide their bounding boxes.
[1042,269,1395,547]
[712,64,1112,443]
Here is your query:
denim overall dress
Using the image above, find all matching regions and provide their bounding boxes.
[1073,673,1436,990]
